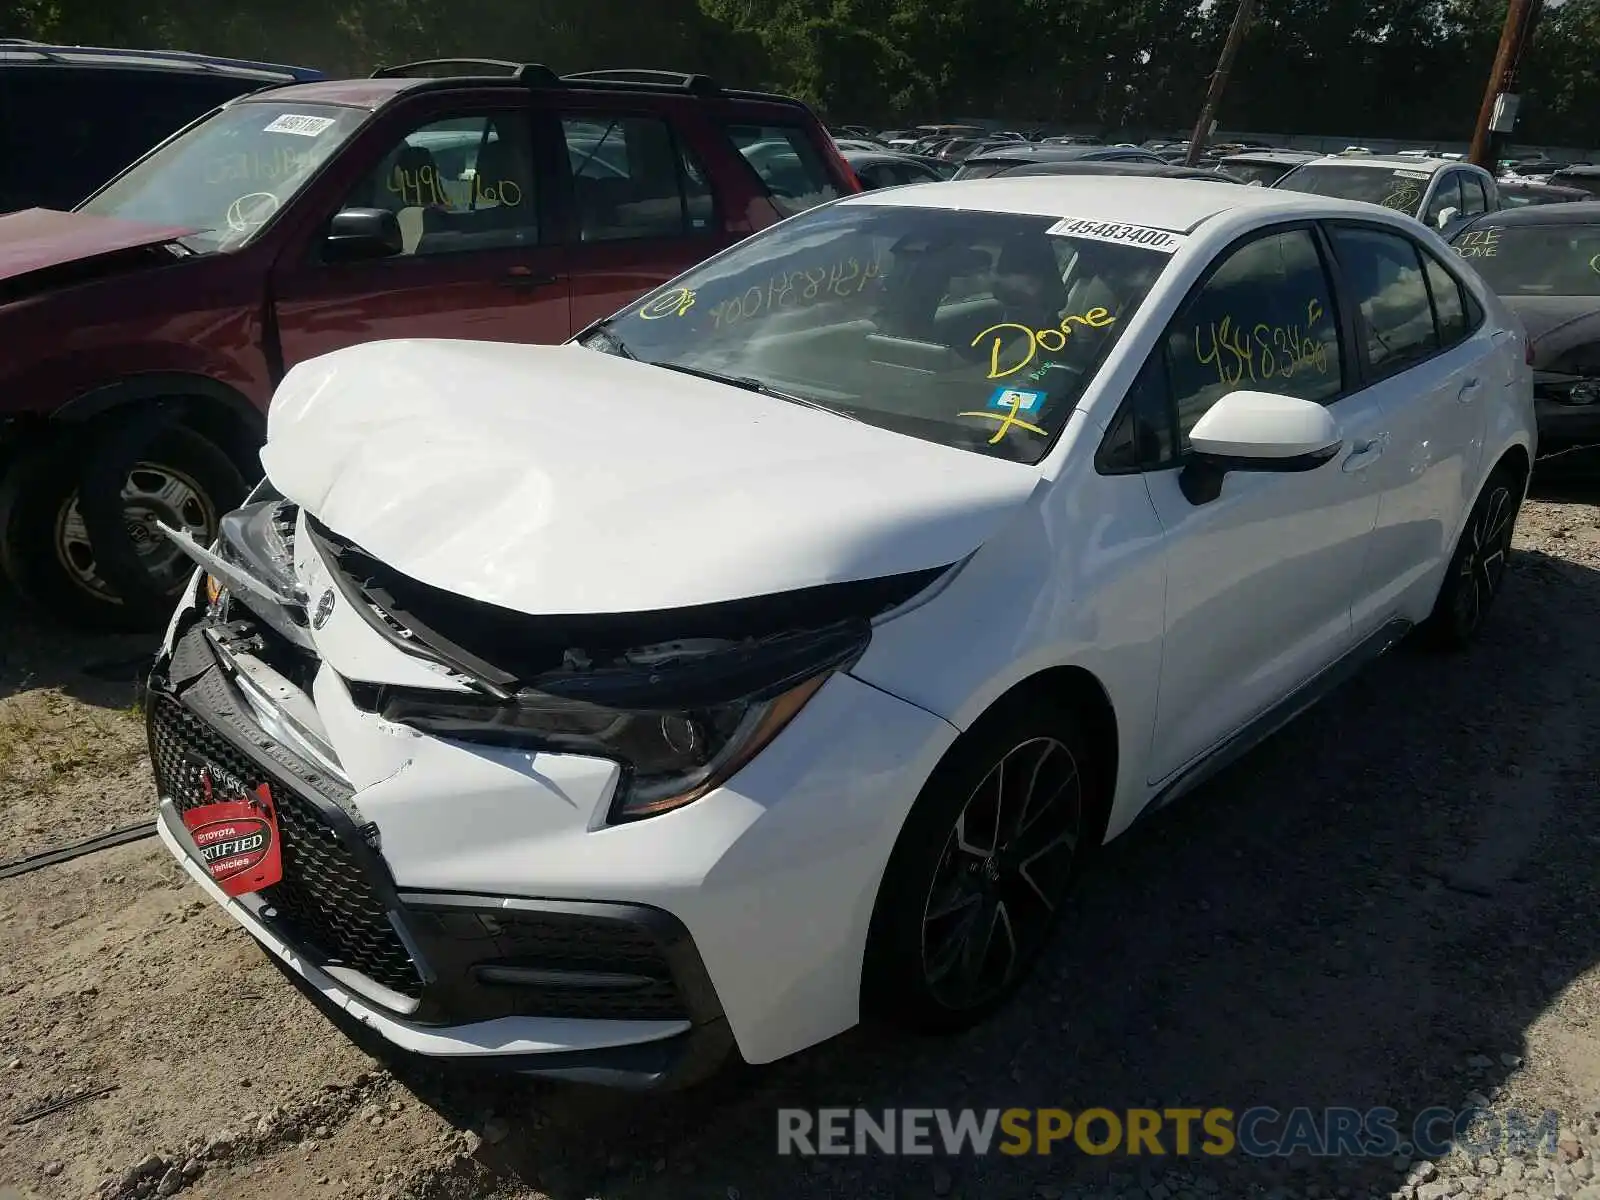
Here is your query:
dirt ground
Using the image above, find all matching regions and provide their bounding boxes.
[2,459,1599,1200]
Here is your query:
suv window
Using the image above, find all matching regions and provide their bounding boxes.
[1163,228,1343,444]
[341,112,537,256]
[1327,225,1438,378]
[725,123,840,217]
[1460,174,1488,216]
[562,115,715,241]
[1426,173,1463,226]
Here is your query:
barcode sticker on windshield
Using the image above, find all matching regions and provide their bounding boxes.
[263,113,336,137]
[1046,217,1187,254]
[1393,168,1431,180]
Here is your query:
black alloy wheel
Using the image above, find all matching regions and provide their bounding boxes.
[920,735,1083,1011]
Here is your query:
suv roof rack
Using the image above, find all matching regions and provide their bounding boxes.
[0,39,316,80]
[374,58,536,78]
[366,58,806,109]
[562,68,721,95]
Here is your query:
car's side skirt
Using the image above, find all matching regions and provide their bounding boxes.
[1129,615,1414,831]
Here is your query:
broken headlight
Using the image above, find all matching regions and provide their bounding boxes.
[369,622,867,822]
[211,496,300,602]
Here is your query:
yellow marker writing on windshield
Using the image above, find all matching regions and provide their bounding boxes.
[957,392,1048,443]
[639,287,696,319]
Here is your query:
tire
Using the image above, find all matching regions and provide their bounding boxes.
[861,693,1107,1035]
[1420,463,1522,650]
[0,424,244,632]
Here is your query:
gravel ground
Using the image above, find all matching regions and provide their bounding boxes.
[1,461,1597,1200]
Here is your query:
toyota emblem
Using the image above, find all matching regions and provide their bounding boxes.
[311,589,336,629]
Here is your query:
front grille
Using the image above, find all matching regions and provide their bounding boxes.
[148,696,422,999]
[410,906,688,1020]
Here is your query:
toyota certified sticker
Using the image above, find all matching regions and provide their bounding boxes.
[181,775,284,896]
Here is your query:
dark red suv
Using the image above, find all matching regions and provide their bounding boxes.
[0,61,858,627]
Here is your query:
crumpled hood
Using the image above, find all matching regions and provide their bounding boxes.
[0,208,200,284]
[262,339,1044,615]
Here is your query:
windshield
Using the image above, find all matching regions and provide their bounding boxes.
[1276,164,1432,214]
[1222,161,1292,186]
[78,101,367,252]
[580,201,1172,464]
[1453,223,1600,296]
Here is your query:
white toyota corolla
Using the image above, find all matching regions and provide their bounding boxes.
[149,176,1535,1088]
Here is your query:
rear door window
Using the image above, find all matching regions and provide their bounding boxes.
[1327,225,1440,379]
[724,122,840,217]
[561,115,716,241]
[1421,250,1470,348]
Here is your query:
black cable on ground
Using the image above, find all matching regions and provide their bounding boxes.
[0,822,158,881]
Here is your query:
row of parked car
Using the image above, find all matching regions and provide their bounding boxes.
[0,40,1596,633]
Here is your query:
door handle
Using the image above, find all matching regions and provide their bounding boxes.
[498,269,560,291]
[1342,433,1388,473]
[1457,377,1482,403]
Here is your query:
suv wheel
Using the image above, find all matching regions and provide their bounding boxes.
[0,426,244,630]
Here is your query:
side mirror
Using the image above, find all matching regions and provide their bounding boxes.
[1180,390,1343,505]
[1436,206,1460,230]
[323,207,403,263]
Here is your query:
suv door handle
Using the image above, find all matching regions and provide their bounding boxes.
[498,268,560,291]
[1458,377,1482,403]
[1342,433,1389,473]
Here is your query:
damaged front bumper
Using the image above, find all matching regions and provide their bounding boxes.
[149,491,961,1076]
[150,614,734,1088]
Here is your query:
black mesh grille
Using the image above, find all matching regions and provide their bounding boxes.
[148,696,422,999]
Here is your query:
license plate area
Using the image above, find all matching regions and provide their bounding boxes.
[180,779,284,897]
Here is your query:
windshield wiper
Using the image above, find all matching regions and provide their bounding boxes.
[645,361,860,421]
[577,319,635,360]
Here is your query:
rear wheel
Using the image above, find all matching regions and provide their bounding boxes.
[1420,464,1522,649]
[862,695,1105,1034]
[0,425,243,631]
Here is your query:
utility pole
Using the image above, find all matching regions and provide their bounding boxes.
[1468,0,1544,170]
[1184,0,1258,167]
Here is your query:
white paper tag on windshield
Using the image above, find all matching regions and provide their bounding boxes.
[1046,217,1187,254]
[263,113,336,137]
[1392,168,1431,180]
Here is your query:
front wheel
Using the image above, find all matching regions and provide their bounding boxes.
[1420,464,1522,649]
[862,696,1104,1034]
[0,426,244,631]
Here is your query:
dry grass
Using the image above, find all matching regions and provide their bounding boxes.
[0,687,144,792]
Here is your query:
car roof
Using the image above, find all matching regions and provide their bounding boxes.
[838,174,1338,233]
[1221,149,1318,164]
[842,149,937,167]
[1458,200,1600,228]
[0,39,322,81]
[965,144,1148,164]
[1000,161,1234,183]
[1499,180,1590,195]
[1303,153,1464,173]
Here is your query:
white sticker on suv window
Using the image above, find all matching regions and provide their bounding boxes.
[1393,168,1431,180]
[1046,217,1187,254]
[263,113,336,137]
